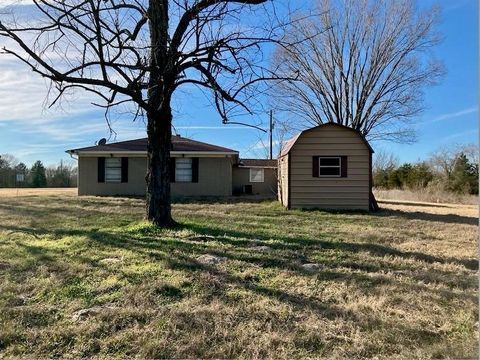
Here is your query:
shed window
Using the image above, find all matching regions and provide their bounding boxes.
[175,158,193,182]
[319,157,341,177]
[105,158,122,182]
[250,168,264,182]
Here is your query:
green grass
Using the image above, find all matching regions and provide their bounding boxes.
[0,194,478,358]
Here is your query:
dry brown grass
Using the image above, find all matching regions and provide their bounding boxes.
[0,190,477,358]
[375,188,479,205]
[0,187,77,197]
[379,199,477,217]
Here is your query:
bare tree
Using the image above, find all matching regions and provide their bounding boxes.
[0,0,298,226]
[429,144,479,179]
[271,0,444,142]
[373,149,399,174]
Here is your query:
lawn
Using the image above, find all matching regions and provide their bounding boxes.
[0,190,478,358]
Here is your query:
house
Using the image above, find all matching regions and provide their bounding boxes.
[233,159,277,196]
[278,123,375,211]
[66,135,277,198]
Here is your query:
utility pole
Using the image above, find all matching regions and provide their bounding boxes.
[269,110,274,160]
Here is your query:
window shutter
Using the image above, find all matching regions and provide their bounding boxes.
[312,156,319,177]
[192,158,199,183]
[97,157,105,183]
[170,158,176,183]
[121,157,128,183]
[341,156,348,177]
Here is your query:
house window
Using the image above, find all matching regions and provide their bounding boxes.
[319,157,341,177]
[105,157,122,182]
[249,168,264,182]
[175,158,193,182]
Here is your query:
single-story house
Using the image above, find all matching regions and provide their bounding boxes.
[67,135,277,198]
[278,123,375,211]
[233,159,277,196]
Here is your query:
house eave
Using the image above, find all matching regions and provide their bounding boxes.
[69,150,239,157]
[237,165,277,169]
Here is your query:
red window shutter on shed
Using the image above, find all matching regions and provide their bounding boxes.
[341,156,348,177]
[312,156,319,177]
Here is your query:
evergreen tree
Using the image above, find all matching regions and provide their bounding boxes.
[448,153,479,194]
[410,162,434,188]
[30,161,47,188]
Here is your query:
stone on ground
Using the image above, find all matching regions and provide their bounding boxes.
[196,254,227,265]
[72,305,115,321]
[302,263,323,272]
[99,257,122,264]
[251,245,272,252]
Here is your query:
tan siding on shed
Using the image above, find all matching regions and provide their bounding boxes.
[278,154,289,207]
[288,125,370,210]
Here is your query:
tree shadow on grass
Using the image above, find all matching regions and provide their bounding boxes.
[298,206,478,226]
[1,219,477,354]
[180,222,479,271]
[375,208,478,226]
[1,197,478,357]
[378,200,453,208]
[1,197,477,274]
[20,215,463,274]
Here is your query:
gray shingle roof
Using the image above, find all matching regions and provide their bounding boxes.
[238,159,277,168]
[67,135,238,154]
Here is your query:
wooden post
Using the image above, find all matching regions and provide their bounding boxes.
[269,110,274,160]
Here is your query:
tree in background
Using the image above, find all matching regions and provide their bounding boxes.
[410,162,434,188]
[373,150,399,188]
[447,153,478,195]
[0,154,19,187]
[272,0,443,142]
[0,155,77,188]
[30,161,47,188]
[373,146,478,195]
[0,1,299,227]
[14,162,29,187]
[46,161,77,187]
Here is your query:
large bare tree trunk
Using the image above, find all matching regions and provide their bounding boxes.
[145,0,174,227]
[146,105,174,227]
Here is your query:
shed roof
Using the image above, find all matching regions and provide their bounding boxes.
[67,135,238,154]
[279,123,374,157]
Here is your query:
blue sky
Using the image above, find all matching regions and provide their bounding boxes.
[0,0,477,167]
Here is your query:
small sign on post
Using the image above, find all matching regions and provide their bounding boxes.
[15,174,25,197]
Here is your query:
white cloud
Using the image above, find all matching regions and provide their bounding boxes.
[0,37,146,143]
[0,0,31,7]
[427,106,478,123]
[442,128,479,141]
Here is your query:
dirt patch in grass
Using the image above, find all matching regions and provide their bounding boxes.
[0,194,477,358]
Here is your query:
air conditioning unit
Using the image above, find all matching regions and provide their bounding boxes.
[243,185,253,195]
